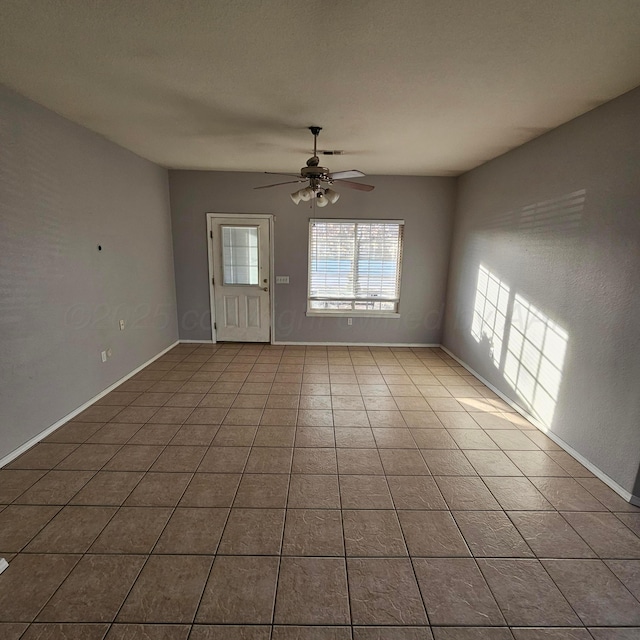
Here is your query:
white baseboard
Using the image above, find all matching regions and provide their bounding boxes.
[0,340,180,469]
[440,346,638,505]
[179,339,215,344]
[272,341,441,347]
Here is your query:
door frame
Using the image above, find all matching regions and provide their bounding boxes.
[206,213,275,344]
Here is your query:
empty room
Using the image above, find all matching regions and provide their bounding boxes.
[1,1,639,639]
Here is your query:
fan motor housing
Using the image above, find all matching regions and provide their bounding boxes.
[301,165,331,180]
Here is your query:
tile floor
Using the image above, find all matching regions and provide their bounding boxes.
[1,343,639,640]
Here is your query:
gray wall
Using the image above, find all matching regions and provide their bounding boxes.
[169,172,455,344]
[443,87,640,497]
[0,85,178,460]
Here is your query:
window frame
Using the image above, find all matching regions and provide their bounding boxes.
[306,218,405,318]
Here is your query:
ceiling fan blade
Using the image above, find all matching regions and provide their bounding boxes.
[335,180,375,192]
[265,171,302,178]
[328,169,366,180]
[254,180,306,190]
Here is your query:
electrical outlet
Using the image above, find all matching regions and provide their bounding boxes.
[101,350,107,362]
[119,319,125,331]
[347,318,353,326]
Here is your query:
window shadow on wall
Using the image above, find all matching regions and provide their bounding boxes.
[471,265,568,428]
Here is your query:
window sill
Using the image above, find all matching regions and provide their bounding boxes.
[306,311,401,318]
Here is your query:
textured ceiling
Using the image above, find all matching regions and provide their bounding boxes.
[1,1,639,175]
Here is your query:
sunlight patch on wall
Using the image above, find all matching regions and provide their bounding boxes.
[471,265,511,367]
[504,294,568,426]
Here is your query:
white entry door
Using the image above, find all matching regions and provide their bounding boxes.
[209,215,271,342]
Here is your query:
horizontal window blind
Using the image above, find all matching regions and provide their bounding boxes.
[308,220,404,313]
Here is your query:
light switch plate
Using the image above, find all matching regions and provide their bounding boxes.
[276,276,290,284]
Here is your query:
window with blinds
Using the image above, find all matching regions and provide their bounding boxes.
[308,219,404,314]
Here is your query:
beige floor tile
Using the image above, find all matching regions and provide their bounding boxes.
[196,556,278,624]
[288,475,341,509]
[55,443,121,470]
[0,554,80,622]
[453,510,533,557]
[282,509,344,556]
[448,430,498,450]
[90,506,172,553]
[562,512,640,558]
[197,446,249,472]
[333,410,370,427]
[259,408,297,426]
[245,447,293,473]
[273,626,351,640]
[15,470,95,505]
[0,505,60,552]
[149,445,207,472]
[482,476,553,510]
[510,630,590,640]
[337,449,384,475]
[605,559,640,600]
[295,427,335,447]
[421,450,476,475]
[253,426,296,447]
[211,426,257,447]
[411,430,457,449]
[218,508,285,555]
[154,507,228,555]
[275,557,350,624]
[297,410,334,427]
[44,422,104,444]
[436,413,480,430]
[124,472,192,507]
[378,449,430,475]
[334,427,376,448]
[103,445,164,471]
[22,623,110,640]
[299,396,332,410]
[127,424,183,446]
[39,555,146,622]
[547,451,594,477]
[530,478,607,511]
[372,428,417,448]
[367,411,405,427]
[348,558,427,625]
[508,512,596,558]
[398,510,469,556]
[343,509,406,559]
[266,394,299,409]
[118,555,212,623]
[577,478,640,512]
[7,443,80,470]
[463,450,523,476]
[25,505,115,553]
[292,448,338,474]
[432,628,513,640]
[233,473,289,508]
[506,451,570,476]
[414,557,505,625]
[180,473,241,507]
[477,558,581,626]
[190,626,271,639]
[362,397,398,411]
[332,396,366,410]
[339,475,394,509]
[88,422,145,444]
[169,425,218,446]
[105,624,190,639]
[543,559,640,625]
[387,476,447,510]
[435,476,501,510]
[354,628,434,640]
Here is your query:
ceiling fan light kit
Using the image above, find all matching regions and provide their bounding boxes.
[255,126,374,206]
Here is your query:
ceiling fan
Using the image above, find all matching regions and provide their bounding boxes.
[254,126,374,206]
